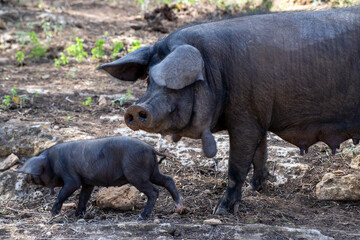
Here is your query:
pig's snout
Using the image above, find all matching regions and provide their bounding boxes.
[125,105,153,130]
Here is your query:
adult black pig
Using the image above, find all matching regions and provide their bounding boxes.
[98,7,360,214]
[18,136,183,220]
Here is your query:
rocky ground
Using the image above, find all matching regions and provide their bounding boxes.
[0,0,359,239]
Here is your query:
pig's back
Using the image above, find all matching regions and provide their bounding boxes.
[60,136,156,186]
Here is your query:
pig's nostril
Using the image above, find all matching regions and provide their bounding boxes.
[126,114,134,123]
[138,111,147,121]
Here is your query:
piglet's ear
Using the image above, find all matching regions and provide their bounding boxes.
[97,45,153,81]
[18,155,47,176]
[150,45,204,90]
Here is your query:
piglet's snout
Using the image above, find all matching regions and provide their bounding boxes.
[125,104,153,131]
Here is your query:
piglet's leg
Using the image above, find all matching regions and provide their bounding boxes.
[75,184,94,217]
[52,181,80,216]
[132,181,159,221]
[151,169,183,213]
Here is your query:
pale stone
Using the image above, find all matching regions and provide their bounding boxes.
[32,191,43,199]
[316,173,360,201]
[350,155,360,169]
[0,119,92,157]
[62,202,77,211]
[96,186,139,211]
[0,57,10,65]
[98,95,108,106]
[0,153,19,171]
[203,218,222,226]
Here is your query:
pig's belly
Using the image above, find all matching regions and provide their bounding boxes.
[82,174,128,187]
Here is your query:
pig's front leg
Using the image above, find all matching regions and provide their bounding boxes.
[52,180,81,216]
[75,184,94,217]
[214,119,264,215]
[250,134,269,191]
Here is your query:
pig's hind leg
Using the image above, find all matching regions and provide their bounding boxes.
[250,134,269,191]
[150,168,183,213]
[131,181,159,220]
[75,184,94,217]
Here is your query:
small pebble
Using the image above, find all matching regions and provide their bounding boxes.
[203,218,222,226]
[154,218,161,224]
[32,191,43,199]
[62,203,76,211]
[77,219,86,224]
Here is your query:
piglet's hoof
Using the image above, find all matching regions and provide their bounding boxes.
[175,198,184,214]
[201,129,217,158]
[137,215,146,221]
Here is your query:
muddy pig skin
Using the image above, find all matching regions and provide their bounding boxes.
[18,136,183,220]
[98,7,360,215]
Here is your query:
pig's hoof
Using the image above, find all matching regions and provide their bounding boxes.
[137,214,146,221]
[213,198,229,215]
[250,168,269,192]
[51,208,61,216]
[250,177,266,192]
[75,210,86,217]
[213,205,228,215]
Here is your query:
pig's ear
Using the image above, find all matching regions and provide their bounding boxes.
[18,155,47,176]
[97,45,153,81]
[150,45,204,90]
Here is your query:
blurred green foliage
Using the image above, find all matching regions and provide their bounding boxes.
[91,39,106,59]
[66,37,88,63]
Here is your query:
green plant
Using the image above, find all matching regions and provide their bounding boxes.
[66,37,88,63]
[66,113,72,121]
[17,32,28,45]
[54,53,69,67]
[11,87,18,96]
[81,97,92,106]
[91,39,106,59]
[215,0,240,12]
[41,21,54,42]
[112,90,134,107]
[38,0,44,9]
[1,87,30,110]
[1,95,11,110]
[112,42,123,59]
[66,68,79,78]
[128,40,141,53]
[34,91,39,98]
[28,31,47,58]
[16,51,25,66]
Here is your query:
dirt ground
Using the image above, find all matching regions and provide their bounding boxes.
[0,0,359,239]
